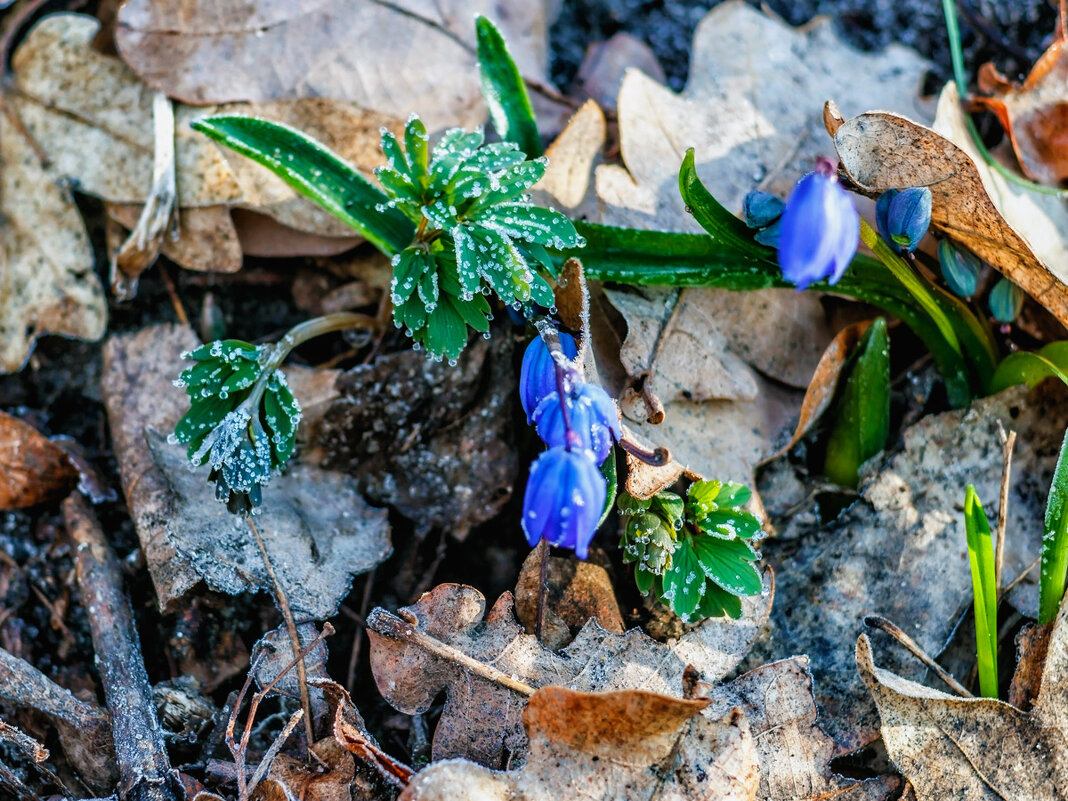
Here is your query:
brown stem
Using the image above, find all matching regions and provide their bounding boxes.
[864,614,972,697]
[994,425,1016,595]
[535,539,550,642]
[619,436,671,466]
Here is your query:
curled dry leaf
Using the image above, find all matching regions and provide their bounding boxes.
[833,84,1068,329]
[0,412,78,509]
[973,35,1068,184]
[751,383,1068,751]
[316,328,517,540]
[0,105,106,373]
[856,588,1068,801]
[399,687,760,801]
[366,579,771,767]
[114,0,552,133]
[762,320,873,463]
[252,737,355,801]
[101,324,392,618]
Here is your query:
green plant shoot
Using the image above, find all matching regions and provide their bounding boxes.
[964,484,998,698]
[1040,427,1068,624]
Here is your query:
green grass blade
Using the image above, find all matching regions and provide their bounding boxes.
[992,342,1068,394]
[476,16,541,158]
[964,485,999,697]
[1040,427,1068,624]
[823,318,891,487]
[677,149,768,257]
[192,115,415,255]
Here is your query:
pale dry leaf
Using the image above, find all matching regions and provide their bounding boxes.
[749,383,1068,752]
[705,657,901,801]
[856,586,1068,801]
[114,0,551,133]
[833,83,1068,330]
[106,203,243,273]
[0,411,78,509]
[366,578,771,767]
[100,324,392,617]
[399,688,760,801]
[531,99,606,215]
[0,105,106,373]
[11,15,401,242]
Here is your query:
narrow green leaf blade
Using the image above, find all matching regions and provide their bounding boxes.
[1040,427,1068,624]
[964,485,999,697]
[678,149,770,257]
[191,115,415,254]
[824,317,891,487]
[992,341,1068,394]
[476,15,541,158]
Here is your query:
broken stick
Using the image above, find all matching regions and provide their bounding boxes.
[65,494,181,801]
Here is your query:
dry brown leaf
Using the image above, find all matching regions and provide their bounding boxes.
[833,84,1068,330]
[114,0,551,133]
[0,105,106,373]
[106,203,242,273]
[0,412,78,509]
[12,15,401,247]
[101,324,392,617]
[253,737,355,801]
[973,36,1068,185]
[366,579,771,767]
[763,320,872,463]
[399,687,760,801]
[750,383,1068,751]
[706,657,901,801]
[531,99,606,216]
[513,543,624,650]
[856,587,1068,801]
[316,329,517,540]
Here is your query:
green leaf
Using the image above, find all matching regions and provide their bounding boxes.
[660,537,705,621]
[424,301,468,361]
[635,564,657,595]
[263,374,301,469]
[476,15,542,158]
[1040,427,1068,625]
[964,485,999,697]
[596,448,617,529]
[678,149,771,258]
[992,341,1068,394]
[691,536,762,597]
[714,482,751,508]
[470,159,547,209]
[174,394,235,455]
[694,582,744,620]
[191,116,414,255]
[617,492,651,515]
[473,203,583,249]
[652,492,684,528]
[404,117,430,185]
[695,509,762,540]
[824,317,891,488]
[392,248,433,306]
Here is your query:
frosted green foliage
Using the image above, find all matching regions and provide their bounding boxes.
[378,116,585,361]
[171,339,302,513]
[617,480,763,622]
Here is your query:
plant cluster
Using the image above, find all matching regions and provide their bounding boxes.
[617,481,763,622]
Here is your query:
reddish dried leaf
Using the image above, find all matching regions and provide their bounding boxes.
[0,412,77,509]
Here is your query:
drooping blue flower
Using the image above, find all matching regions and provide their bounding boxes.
[743,191,785,229]
[777,166,859,290]
[522,446,606,559]
[938,238,981,298]
[519,332,578,421]
[533,383,622,463]
[875,187,932,254]
[989,277,1024,324]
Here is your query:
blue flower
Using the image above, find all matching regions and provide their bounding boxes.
[875,187,932,254]
[522,446,606,559]
[519,332,578,421]
[777,167,859,290]
[938,239,981,298]
[533,384,621,463]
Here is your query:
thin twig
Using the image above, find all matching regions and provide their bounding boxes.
[535,538,550,642]
[159,265,189,327]
[864,614,973,697]
[346,569,376,690]
[1002,555,1041,597]
[366,608,535,697]
[994,424,1016,593]
[246,708,304,796]
[245,515,315,751]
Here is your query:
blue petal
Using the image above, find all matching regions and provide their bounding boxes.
[777,172,859,290]
[519,332,577,421]
[521,447,605,559]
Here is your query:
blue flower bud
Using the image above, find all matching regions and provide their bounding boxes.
[522,446,606,559]
[989,277,1024,323]
[743,191,785,229]
[519,332,578,422]
[533,384,622,463]
[937,239,981,298]
[777,169,859,290]
[875,187,932,254]
[753,218,781,248]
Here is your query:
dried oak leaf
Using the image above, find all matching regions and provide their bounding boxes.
[101,324,392,617]
[114,0,552,133]
[399,687,760,801]
[0,104,106,373]
[10,15,399,267]
[253,737,355,801]
[366,579,772,767]
[973,36,1068,185]
[0,411,78,509]
[749,383,1068,752]
[856,585,1068,801]
[833,83,1068,330]
[316,328,516,539]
